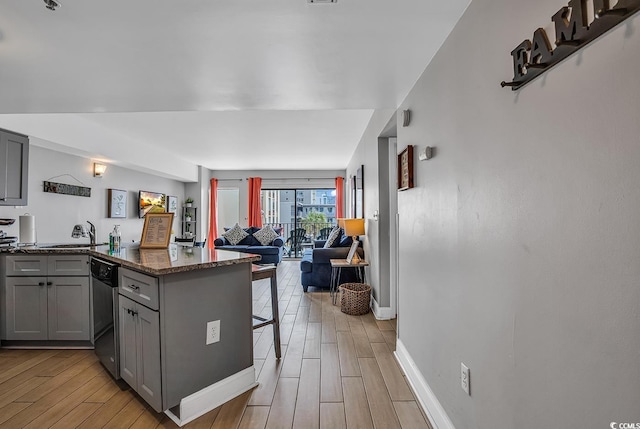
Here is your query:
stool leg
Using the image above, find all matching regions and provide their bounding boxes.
[270,272,282,359]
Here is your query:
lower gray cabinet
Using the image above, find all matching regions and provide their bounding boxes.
[119,295,162,412]
[47,276,90,340]
[5,276,90,341]
[5,277,48,340]
[3,254,90,342]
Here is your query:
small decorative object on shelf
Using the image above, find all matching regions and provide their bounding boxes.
[185,197,194,207]
[181,205,197,239]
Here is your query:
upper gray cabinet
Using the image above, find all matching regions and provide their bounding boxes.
[0,128,29,206]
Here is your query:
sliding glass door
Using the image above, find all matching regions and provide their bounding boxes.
[261,189,336,258]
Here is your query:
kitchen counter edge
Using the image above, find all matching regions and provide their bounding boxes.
[0,247,262,276]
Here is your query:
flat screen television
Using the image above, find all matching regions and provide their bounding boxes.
[139,190,166,218]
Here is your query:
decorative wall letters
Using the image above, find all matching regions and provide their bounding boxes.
[501,0,640,90]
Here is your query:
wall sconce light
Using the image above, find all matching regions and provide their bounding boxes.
[94,163,107,178]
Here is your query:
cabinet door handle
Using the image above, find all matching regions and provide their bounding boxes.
[129,284,140,291]
[38,281,45,286]
[47,281,53,286]
[0,198,6,201]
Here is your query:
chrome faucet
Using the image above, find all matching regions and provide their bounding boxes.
[86,221,96,246]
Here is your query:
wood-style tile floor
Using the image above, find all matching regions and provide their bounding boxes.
[0,261,432,429]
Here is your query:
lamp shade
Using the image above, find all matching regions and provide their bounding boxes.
[343,218,365,237]
[94,162,107,177]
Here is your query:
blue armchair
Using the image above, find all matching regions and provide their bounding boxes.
[300,233,364,292]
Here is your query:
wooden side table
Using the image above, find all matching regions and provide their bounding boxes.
[329,259,369,304]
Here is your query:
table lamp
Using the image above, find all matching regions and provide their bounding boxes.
[343,218,365,264]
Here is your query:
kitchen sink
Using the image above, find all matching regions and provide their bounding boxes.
[38,243,109,249]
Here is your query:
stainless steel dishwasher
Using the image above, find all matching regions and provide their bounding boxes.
[91,257,121,379]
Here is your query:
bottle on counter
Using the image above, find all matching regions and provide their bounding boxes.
[113,225,121,250]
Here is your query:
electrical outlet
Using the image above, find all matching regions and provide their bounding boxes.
[206,320,220,345]
[461,362,470,395]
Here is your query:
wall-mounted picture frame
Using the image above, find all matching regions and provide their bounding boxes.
[139,190,166,218]
[355,165,364,218]
[398,145,414,191]
[108,189,127,218]
[167,195,178,213]
[140,212,174,249]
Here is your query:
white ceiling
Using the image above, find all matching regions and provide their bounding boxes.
[0,0,470,181]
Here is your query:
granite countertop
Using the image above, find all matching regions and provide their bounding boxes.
[1,245,261,276]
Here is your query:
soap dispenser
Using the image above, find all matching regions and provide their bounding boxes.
[113,225,121,250]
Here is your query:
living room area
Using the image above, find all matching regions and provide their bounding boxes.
[201,165,387,299]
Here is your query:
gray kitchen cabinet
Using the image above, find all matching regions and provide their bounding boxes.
[4,277,48,340]
[3,254,90,341]
[112,262,252,417]
[118,294,162,411]
[0,128,29,206]
[47,276,90,340]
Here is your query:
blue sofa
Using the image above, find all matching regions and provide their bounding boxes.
[214,226,285,265]
[300,234,364,292]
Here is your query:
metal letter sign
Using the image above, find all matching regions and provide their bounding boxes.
[501,0,640,90]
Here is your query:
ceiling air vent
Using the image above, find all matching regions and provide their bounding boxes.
[307,0,337,3]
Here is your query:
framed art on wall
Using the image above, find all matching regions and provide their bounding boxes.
[108,189,127,218]
[167,195,178,213]
[398,145,414,191]
[352,165,364,218]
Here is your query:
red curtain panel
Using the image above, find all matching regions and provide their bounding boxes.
[248,177,263,227]
[207,178,218,248]
[335,176,344,219]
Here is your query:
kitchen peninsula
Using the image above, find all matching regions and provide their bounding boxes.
[1,245,261,427]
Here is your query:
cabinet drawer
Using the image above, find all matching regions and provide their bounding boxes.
[48,255,89,276]
[5,255,48,276]
[119,267,159,310]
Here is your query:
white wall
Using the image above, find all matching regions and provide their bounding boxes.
[346,110,396,309]
[208,169,345,231]
[395,0,640,427]
[0,145,185,245]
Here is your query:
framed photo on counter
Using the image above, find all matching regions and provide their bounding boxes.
[140,212,174,249]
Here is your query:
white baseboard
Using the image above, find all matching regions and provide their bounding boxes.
[371,296,396,320]
[165,366,257,427]
[394,340,455,429]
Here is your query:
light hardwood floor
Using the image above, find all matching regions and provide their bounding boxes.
[0,260,432,429]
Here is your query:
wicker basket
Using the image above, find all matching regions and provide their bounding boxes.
[339,283,371,316]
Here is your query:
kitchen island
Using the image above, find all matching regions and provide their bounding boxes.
[1,245,261,427]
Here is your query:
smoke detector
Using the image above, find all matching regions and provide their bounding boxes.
[43,0,61,11]
[307,0,337,3]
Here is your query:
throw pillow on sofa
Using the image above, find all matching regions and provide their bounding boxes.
[324,226,342,248]
[223,223,249,245]
[253,226,278,246]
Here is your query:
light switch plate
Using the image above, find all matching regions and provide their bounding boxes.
[461,362,470,395]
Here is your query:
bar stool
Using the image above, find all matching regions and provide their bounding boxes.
[251,264,281,359]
